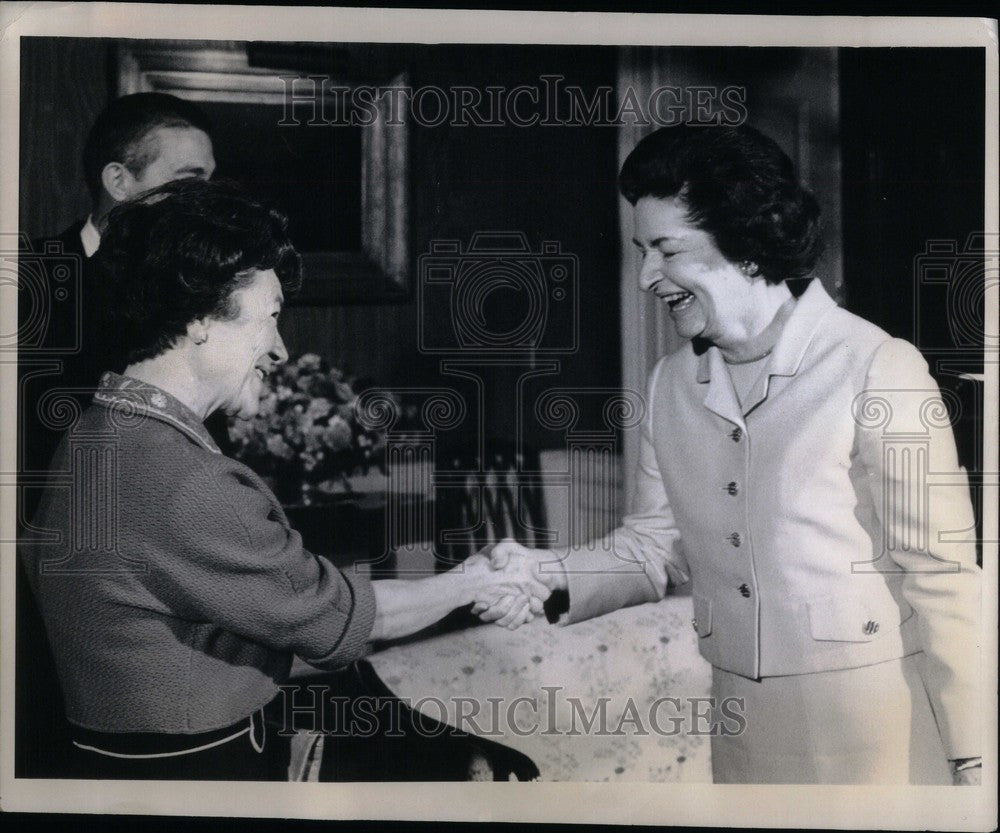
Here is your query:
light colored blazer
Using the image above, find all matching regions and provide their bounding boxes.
[562,279,981,758]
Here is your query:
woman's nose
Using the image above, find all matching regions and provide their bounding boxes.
[638,255,661,292]
[270,332,289,365]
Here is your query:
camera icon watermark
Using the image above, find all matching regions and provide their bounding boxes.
[418,232,578,354]
[913,233,999,355]
[1,233,83,356]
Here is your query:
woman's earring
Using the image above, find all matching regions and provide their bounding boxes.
[740,260,760,279]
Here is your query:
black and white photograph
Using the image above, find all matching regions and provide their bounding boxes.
[1,4,996,829]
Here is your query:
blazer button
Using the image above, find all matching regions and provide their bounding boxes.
[691,618,699,631]
[863,619,880,635]
[738,583,751,598]
[729,427,743,442]
[727,532,742,547]
[725,481,739,496]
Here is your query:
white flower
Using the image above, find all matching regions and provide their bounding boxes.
[323,415,353,452]
[305,397,333,421]
[265,434,295,461]
[297,353,323,371]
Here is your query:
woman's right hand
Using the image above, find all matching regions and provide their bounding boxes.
[470,541,568,629]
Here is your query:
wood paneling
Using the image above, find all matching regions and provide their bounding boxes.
[19,38,112,239]
[280,302,417,384]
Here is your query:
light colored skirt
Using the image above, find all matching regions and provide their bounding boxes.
[709,653,951,784]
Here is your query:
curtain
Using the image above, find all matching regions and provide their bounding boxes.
[616,46,842,508]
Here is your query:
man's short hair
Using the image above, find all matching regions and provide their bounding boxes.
[82,93,214,205]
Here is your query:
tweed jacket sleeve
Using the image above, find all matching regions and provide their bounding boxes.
[856,338,982,758]
[562,359,690,624]
[150,459,377,669]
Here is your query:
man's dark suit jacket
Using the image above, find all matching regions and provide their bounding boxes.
[17,220,104,776]
[18,221,118,507]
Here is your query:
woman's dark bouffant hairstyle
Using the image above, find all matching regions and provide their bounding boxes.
[96,179,302,365]
[619,124,823,282]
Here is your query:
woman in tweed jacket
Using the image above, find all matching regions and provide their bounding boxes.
[21,180,548,780]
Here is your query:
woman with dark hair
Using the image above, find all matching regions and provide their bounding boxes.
[484,125,981,785]
[20,179,548,780]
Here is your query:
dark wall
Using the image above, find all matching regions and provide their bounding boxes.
[839,48,985,354]
[398,44,621,447]
[19,37,113,238]
[839,47,986,559]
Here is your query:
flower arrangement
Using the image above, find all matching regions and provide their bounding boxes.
[228,353,390,504]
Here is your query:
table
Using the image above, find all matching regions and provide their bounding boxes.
[366,590,713,782]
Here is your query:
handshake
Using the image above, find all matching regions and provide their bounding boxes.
[460,541,568,630]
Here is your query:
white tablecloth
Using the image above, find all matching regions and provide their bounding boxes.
[367,591,713,782]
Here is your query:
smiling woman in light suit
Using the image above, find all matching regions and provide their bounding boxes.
[483,124,982,785]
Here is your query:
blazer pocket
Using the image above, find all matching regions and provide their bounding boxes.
[807,594,914,643]
[692,593,713,638]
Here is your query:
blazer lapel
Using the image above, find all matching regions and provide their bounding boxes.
[695,279,839,421]
[697,347,746,429]
[740,367,774,416]
[766,279,838,380]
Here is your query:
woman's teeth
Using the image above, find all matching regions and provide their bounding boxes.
[661,291,694,311]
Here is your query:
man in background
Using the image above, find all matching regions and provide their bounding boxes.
[20,92,217,494]
[54,91,215,255]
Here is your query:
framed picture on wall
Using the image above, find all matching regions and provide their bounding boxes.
[118,40,411,304]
